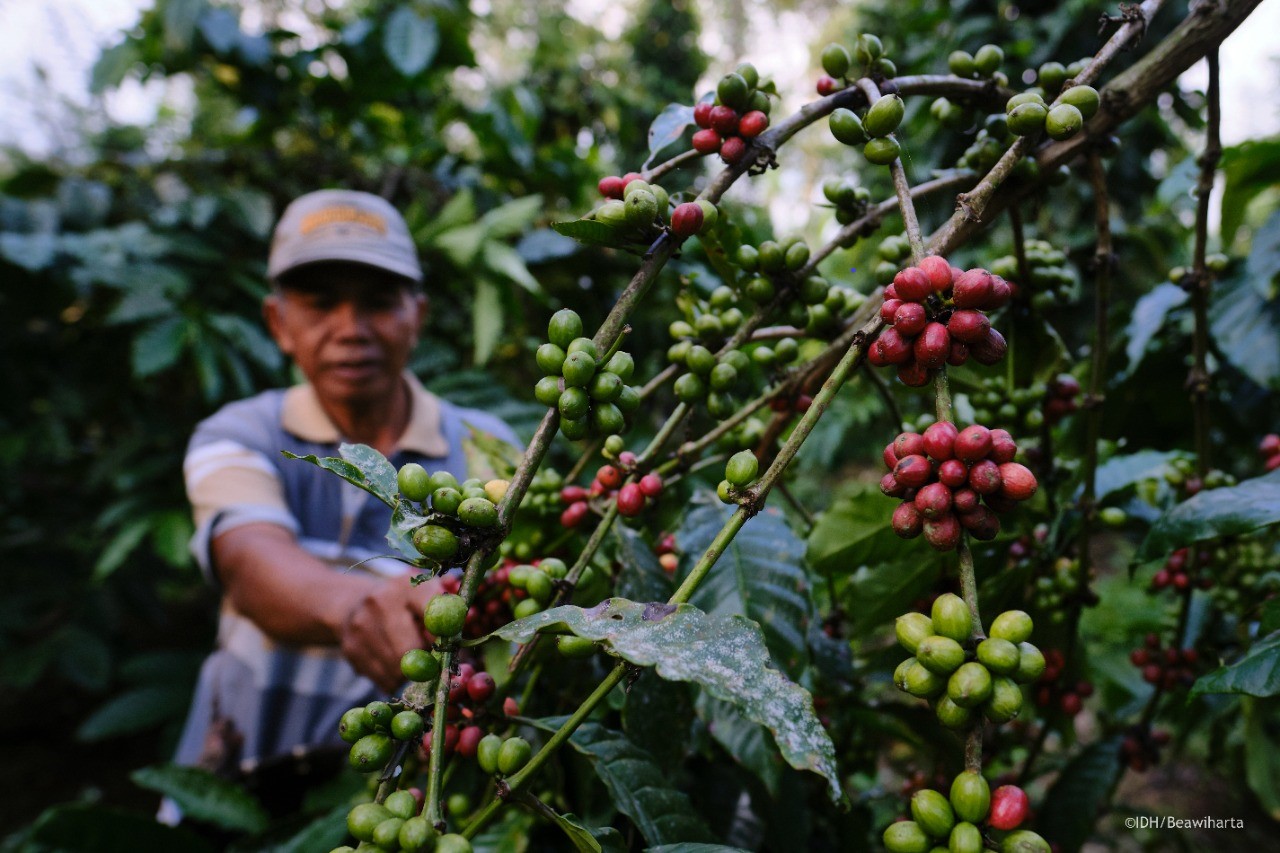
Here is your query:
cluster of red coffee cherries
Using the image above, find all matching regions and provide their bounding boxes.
[1261,433,1280,472]
[868,259,1011,387]
[1033,649,1093,717]
[1119,723,1171,773]
[692,104,769,166]
[560,458,664,527]
[419,659,519,762]
[882,423,1038,551]
[1130,634,1199,690]
[1042,374,1081,425]
[1149,547,1213,593]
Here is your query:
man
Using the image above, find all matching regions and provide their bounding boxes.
[167,189,517,816]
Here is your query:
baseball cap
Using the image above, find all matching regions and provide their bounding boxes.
[267,189,423,284]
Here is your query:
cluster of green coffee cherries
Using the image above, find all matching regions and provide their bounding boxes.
[586,176,674,239]
[504,558,609,628]
[821,34,898,84]
[988,239,1077,310]
[829,91,906,166]
[869,233,916,286]
[883,770,1050,853]
[1004,85,1099,141]
[669,340,759,419]
[335,791,470,853]
[532,309,640,441]
[398,464,508,564]
[893,596,1045,729]
[733,237,866,331]
[821,175,874,226]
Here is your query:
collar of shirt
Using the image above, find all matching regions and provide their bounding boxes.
[279,371,449,457]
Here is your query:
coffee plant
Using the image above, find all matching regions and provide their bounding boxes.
[8,0,1280,851]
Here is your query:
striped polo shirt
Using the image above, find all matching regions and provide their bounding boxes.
[171,372,517,774]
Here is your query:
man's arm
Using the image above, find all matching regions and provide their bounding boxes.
[213,522,442,692]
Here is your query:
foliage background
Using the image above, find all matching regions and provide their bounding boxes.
[2,0,1279,849]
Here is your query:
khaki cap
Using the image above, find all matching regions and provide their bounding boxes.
[267,189,423,283]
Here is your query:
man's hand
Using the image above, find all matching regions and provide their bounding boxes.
[338,573,445,693]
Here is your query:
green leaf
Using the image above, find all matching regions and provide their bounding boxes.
[132,764,269,832]
[1221,140,1280,250]
[696,695,782,796]
[434,222,488,267]
[282,442,399,508]
[132,317,188,378]
[523,718,713,845]
[495,600,844,804]
[417,188,476,241]
[32,803,217,853]
[1037,738,1122,853]
[482,241,541,294]
[1244,209,1280,297]
[1243,697,1280,820]
[91,41,139,94]
[552,219,632,249]
[383,7,440,77]
[838,558,944,641]
[223,187,275,238]
[623,669,692,773]
[1209,272,1280,389]
[1091,450,1184,503]
[1122,283,1187,377]
[646,103,696,156]
[808,484,904,574]
[77,684,192,741]
[472,276,503,365]
[388,499,426,560]
[675,493,814,676]
[209,312,284,372]
[1136,468,1280,561]
[1191,631,1280,698]
[58,626,112,691]
[471,808,535,853]
[251,805,350,853]
[534,808,614,853]
[93,516,152,581]
[480,194,544,239]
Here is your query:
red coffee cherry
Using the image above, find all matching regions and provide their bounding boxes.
[947,341,971,366]
[968,459,1003,495]
[918,256,953,291]
[720,136,749,164]
[954,425,993,462]
[598,176,625,199]
[897,360,931,387]
[893,302,928,335]
[878,328,913,364]
[914,482,953,519]
[816,75,839,96]
[947,309,991,344]
[988,429,1018,464]
[987,276,1013,309]
[560,485,589,504]
[710,106,740,135]
[738,110,769,138]
[467,672,496,703]
[958,504,1000,539]
[692,129,722,154]
[894,432,927,459]
[951,487,980,514]
[988,785,1029,831]
[971,327,1008,365]
[560,501,589,528]
[893,267,932,302]
[998,463,1038,500]
[881,472,908,498]
[693,101,714,128]
[952,269,994,308]
[938,459,969,488]
[639,473,663,498]
[913,323,950,369]
[923,513,962,551]
[670,202,704,238]
[882,443,900,470]
[880,298,905,325]
[457,726,484,758]
[892,502,924,538]
[597,465,623,490]
[893,454,934,488]
[616,483,646,517]
[923,421,958,461]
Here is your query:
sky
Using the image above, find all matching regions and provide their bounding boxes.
[0,0,1276,156]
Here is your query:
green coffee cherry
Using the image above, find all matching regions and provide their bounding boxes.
[910,788,956,838]
[973,44,1003,76]
[413,524,459,561]
[391,710,424,740]
[990,610,1033,643]
[349,733,394,773]
[513,598,543,619]
[548,309,583,349]
[398,463,432,502]
[604,351,635,382]
[557,635,597,658]
[624,189,658,227]
[901,661,947,697]
[864,137,901,165]
[895,612,933,653]
[1013,642,1046,683]
[1044,103,1083,140]
[934,694,973,729]
[785,241,810,271]
[339,708,373,744]
[424,593,468,637]
[347,803,392,842]
[535,343,566,375]
[948,50,977,78]
[915,635,966,675]
[947,662,994,708]
[931,594,971,643]
[984,676,1024,723]
[561,351,597,387]
[1002,830,1051,853]
[863,94,905,138]
[498,737,533,775]
[1037,61,1068,92]
[437,835,473,853]
[477,733,504,774]
[717,72,750,109]
[883,820,931,853]
[725,450,759,486]
[948,821,984,853]
[458,497,498,528]
[949,770,991,823]
[1007,102,1048,136]
[534,376,562,407]
[400,648,442,683]
[1059,85,1100,120]
[829,108,868,145]
[373,817,405,849]
[398,817,438,852]
[674,373,706,402]
[821,43,851,78]
[384,790,417,820]
[976,638,1020,676]
[558,387,590,420]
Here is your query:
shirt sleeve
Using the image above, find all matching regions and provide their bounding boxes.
[184,402,299,586]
